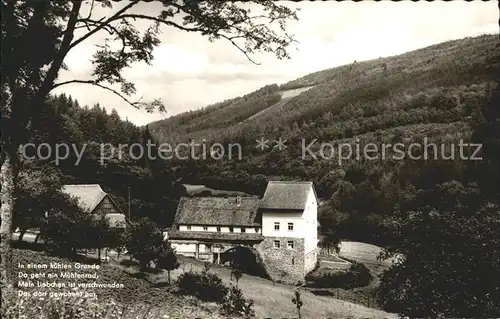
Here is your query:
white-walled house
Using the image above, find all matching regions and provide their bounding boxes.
[258,181,319,279]
[168,181,319,284]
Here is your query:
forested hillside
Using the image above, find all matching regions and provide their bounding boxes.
[148,34,500,243]
[16,95,185,236]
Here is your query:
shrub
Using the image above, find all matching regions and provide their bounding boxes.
[305,261,372,289]
[125,217,164,271]
[176,270,229,302]
[155,241,180,284]
[221,286,255,318]
[230,262,243,287]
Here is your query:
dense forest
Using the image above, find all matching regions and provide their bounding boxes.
[17,35,498,247]
[148,34,500,245]
[7,0,499,317]
[16,94,186,236]
[8,32,500,318]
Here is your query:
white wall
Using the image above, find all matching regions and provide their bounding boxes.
[261,211,304,238]
[303,188,318,254]
[179,225,217,232]
[172,242,209,253]
[261,186,318,254]
[178,225,260,233]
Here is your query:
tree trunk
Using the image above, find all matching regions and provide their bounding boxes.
[0,153,15,289]
[168,270,171,285]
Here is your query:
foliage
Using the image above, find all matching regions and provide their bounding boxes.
[470,80,500,199]
[147,35,498,246]
[305,261,372,289]
[13,164,64,239]
[221,286,255,318]
[176,269,229,303]
[124,217,164,271]
[39,191,106,256]
[0,0,298,290]
[155,241,180,284]
[318,216,341,254]
[107,229,128,260]
[378,181,500,318]
[230,262,243,287]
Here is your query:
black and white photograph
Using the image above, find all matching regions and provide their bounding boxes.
[1,0,499,318]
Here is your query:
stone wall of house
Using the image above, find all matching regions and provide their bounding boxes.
[255,237,305,284]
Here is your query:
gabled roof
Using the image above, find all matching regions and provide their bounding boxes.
[61,184,107,213]
[260,181,317,210]
[61,184,126,228]
[173,196,261,227]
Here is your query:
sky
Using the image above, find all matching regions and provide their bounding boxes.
[53,1,498,126]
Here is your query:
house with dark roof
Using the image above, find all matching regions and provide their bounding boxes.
[61,184,127,229]
[168,181,319,284]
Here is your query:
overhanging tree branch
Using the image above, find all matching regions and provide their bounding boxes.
[69,0,140,50]
[51,79,164,112]
[52,80,139,107]
[114,14,206,33]
[101,13,264,64]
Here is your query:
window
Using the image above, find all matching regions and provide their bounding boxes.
[229,227,234,233]
[187,225,191,230]
[274,222,280,231]
[273,240,280,248]
[241,228,246,233]
[287,241,294,249]
[216,227,221,232]
[288,222,294,231]
[203,226,208,231]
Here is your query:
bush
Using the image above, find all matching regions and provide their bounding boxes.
[305,261,372,289]
[125,217,165,271]
[221,286,255,318]
[176,270,229,302]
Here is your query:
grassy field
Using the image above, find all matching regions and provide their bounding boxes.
[317,254,352,272]
[246,85,316,121]
[299,241,397,310]
[171,256,396,318]
[7,247,396,318]
[339,241,395,276]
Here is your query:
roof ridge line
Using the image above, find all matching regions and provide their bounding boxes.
[268,181,312,184]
